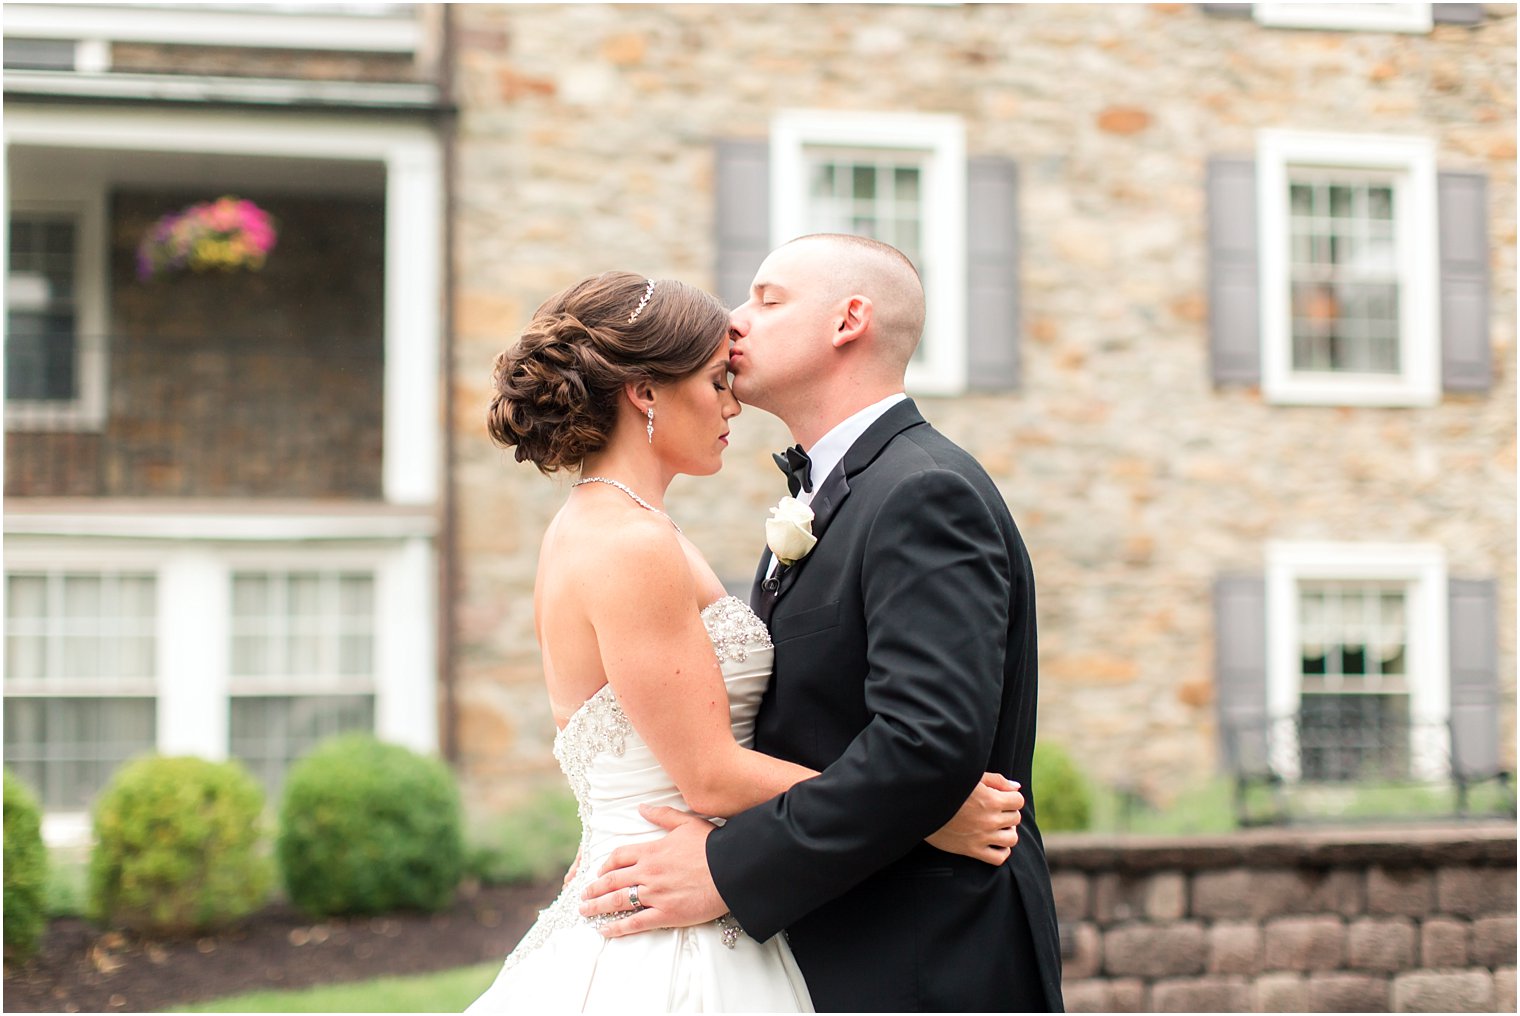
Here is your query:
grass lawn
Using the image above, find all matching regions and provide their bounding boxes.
[168,963,500,1013]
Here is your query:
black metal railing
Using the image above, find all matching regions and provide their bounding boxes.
[1223,712,1515,827]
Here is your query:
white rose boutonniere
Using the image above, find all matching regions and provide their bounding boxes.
[766,496,818,567]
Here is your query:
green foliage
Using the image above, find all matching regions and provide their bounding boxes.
[89,756,272,935]
[465,788,580,886]
[45,850,89,919]
[170,962,500,1012]
[4,769,48,960]
[1031,742,1093,832]
[277,734,464,917]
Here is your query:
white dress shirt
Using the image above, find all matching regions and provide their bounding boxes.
[766,392,908,578]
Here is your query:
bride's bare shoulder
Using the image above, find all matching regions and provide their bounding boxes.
[542,500,688,600]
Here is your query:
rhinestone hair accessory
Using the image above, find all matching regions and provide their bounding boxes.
[627,279,656,324]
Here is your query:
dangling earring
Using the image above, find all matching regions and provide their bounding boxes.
[646,407,655,444]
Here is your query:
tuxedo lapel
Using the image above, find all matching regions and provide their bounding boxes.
[774,462,847,602]
[749,547,775,615]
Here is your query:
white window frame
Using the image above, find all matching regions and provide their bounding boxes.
[1253,3,1433,33]
[1257,130,1439,407]
[771,110,967,395]
[4,188,110,431]
[3,104,442,504]
[5,530,436,844]
[1265,541,1449,782]
[2,3,421,53]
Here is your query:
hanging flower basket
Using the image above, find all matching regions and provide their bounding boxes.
[136,196,278,281]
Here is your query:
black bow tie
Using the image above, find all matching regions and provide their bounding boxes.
[773,444,813,497]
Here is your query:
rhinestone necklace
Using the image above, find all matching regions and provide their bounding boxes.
[572,476,682,534]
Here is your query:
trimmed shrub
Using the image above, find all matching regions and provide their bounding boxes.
[465,787,580,886]
[89,756,271,935]
[4,769,48,960]
[278,734,463,917]
[1032,742,1093,832]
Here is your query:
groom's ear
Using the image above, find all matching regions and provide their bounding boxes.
[832,295,871,349]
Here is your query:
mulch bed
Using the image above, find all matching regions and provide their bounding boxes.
[2,880,556,1013]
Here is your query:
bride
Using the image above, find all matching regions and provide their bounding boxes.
[467,272,1016,1013]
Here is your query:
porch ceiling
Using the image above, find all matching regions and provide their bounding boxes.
[8,143,386,196]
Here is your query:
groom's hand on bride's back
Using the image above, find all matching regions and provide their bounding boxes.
[578,805,728,936]
[926,771,1024,865]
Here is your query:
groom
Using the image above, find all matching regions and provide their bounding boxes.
[582,234,1063,1011]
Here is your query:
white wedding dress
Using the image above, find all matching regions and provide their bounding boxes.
[467,596,814,1013]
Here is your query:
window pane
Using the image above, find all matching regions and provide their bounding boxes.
[1367,186,1393,219]
[6,212,79,403]
[229,694,375,798]
[809,163,835,199]
[851,164,876,201]
[1299,693,1410,782]
[230,570,375,684]
[1286,171,1403,377]
[3,697,157,810]
[894,167,920,202]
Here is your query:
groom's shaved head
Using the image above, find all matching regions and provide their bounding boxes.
[786,234,926,367]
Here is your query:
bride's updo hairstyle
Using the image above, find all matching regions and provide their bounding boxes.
[488,271,730,473]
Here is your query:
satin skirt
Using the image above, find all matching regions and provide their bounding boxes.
[466,916,813,1013]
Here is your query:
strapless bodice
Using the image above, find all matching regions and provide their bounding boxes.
[496,596,774,972]
[553,595,773,859]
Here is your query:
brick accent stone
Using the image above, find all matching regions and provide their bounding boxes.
[1368,866,1435,917]
[1495,967,1516,1013]
[1469,915,1518,968]
[1145,872,1187,920]
[1308,971,1392,1012]
[1094,871,1187,923]
[1255,972,1308,1012]
[1051,870,1090,922]
[1263,915,1347,972]
[1191,867,1255,919]
[1437,866,1518,918]
[1093,872,1142,924]
[1346,916,1417,972]
[1104,922,1207,978]
[1150,975,1251,1012]
[1107,978,1146,1012]
[1062,980,1109,1013]
[1065,921,1103,980]
[1420,917,1470,968]
[1208,921,1263,975]
[1391,969,1494,1012]
[1064,978,1145,1013]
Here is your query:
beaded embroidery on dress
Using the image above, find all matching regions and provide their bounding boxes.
[466,596,814,1013]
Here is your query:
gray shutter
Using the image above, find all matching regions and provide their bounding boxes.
[1198,3,1252,15]
[1215,575,1268,774]
[966,157,1020,392]
[1439,171,1491,392]
[1207,158,1261,384]
[1432,4,1484,25]
[715,140,770,310]
[1448,579,1499,778]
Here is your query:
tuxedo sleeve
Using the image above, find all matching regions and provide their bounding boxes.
[707,467,1010,941]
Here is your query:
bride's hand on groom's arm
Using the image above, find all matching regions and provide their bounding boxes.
[926,771,1024,865]
[578,805,728,936]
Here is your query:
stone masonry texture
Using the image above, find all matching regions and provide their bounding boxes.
[447,0,1517,818]
[1052,826,1515,1012]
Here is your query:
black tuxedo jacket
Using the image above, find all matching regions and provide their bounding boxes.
[707,400,1063,1012]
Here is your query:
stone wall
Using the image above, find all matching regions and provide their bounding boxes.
[447,3,1517,807]
[1049,823,1517,1012]
[5,191,386,500]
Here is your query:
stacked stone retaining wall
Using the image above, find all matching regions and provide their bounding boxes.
[1048,823,1516,1012]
